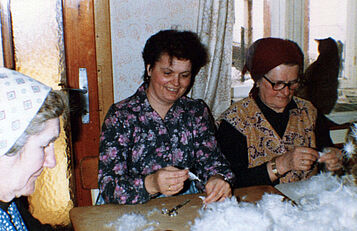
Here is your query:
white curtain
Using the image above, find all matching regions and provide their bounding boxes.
[191,0,234,119]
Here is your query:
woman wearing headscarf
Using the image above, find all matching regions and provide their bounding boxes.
[217,38,342,188]
[0,68,65,230]
[98,30,234,205]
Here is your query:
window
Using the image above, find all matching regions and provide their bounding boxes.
[232,0,357,104]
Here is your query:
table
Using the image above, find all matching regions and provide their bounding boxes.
[70,185,286,231]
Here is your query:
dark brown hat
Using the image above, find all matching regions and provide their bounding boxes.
[243,37,304,82]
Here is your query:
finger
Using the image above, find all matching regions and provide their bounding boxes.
[165,169,189,181]
[325,157,342,171]
[162,184,173,195]
[301,153,319,162]
[297,147,319,159]
[326,161,341,172]
[204,182,228,203]
[321,147,342,160]
[327,164,341,171]
[204,183,220,203]
[204,189,220,204]
[215,184,232,202]
[167,175,189,188]
[300,159,312,166]
[164,184,179,196]
[165,168,188,176]
[217,187,232,202]
[161,169,188,189]
[319,152,341,162]
[298,159,315,171]
[170,182,184,192]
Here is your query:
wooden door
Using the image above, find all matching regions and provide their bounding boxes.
[62,0,113,206]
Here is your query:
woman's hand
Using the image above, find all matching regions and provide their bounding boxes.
[318,147,342,171]
[144,166,189,196]
[204,174,232,204]
[278,146,319,174]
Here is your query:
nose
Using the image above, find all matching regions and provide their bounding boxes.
[171,75,180,86]
[43,144,57,169]
[280,85,291,96]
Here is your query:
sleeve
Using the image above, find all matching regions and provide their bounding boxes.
[191,101,235,186]
[98,105,151,205]
[315,111,335,151]
[217,120,275,188]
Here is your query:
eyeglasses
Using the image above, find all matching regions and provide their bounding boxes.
[263,75,299,91]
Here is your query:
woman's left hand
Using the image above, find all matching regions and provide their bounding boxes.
[204,175,232,204]
[318,147,343,171]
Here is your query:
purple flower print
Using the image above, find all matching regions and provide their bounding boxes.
[98,83,234,204]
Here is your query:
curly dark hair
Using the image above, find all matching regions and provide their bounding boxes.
[142,30,208,84]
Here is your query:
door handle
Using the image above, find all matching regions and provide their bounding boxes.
[61,68,90,124]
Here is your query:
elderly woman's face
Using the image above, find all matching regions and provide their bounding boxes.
[146,53,192,107]
[0,118,59,202]
[257,64,299,113]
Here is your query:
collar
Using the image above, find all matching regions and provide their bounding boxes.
[254,95,297,115]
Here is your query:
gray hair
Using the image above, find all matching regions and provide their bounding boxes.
[6,90,66,156]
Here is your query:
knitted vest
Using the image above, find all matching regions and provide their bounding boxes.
[220,96,317,183]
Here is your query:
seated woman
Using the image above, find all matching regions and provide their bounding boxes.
[98,30,234,205]
[217,38,342,188]
[0,68,65,230]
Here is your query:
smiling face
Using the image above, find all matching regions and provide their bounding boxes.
[257,64,300,113]
[146,53,192,109]
[0,118,59,202]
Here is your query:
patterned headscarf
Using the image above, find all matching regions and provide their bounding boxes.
[242,37,304,96]
[0,68,51,156]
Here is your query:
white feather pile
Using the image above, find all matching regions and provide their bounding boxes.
[105,174,357,231]
[105,212,157,231]
[191,173,357,231]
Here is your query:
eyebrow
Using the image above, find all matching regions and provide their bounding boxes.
[160,67,191,74]
[266,76,298,83]
[47,136,59,144]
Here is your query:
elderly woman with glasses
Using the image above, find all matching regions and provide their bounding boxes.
[217,38,342,188]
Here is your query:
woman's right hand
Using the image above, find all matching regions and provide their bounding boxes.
[277,146,319,174]
[144,166,189,196]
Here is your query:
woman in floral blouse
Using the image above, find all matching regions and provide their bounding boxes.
[98,30,234,205]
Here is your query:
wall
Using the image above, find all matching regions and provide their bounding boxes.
[109,0,200,102]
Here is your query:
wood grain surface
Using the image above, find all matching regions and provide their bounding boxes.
[70,185,286,231]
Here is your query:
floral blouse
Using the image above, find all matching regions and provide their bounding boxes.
[98,83,234,204]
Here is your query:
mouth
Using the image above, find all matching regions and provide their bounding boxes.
[166,87,179,93]
[32,168,43,178]
[276,95,290,100]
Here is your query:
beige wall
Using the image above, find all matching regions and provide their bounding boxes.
[109,0,200,102]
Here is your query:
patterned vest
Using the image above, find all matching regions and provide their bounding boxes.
[0,202,28,231]
[220,96,317,183]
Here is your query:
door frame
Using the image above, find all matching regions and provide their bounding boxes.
[62,0,113,206]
